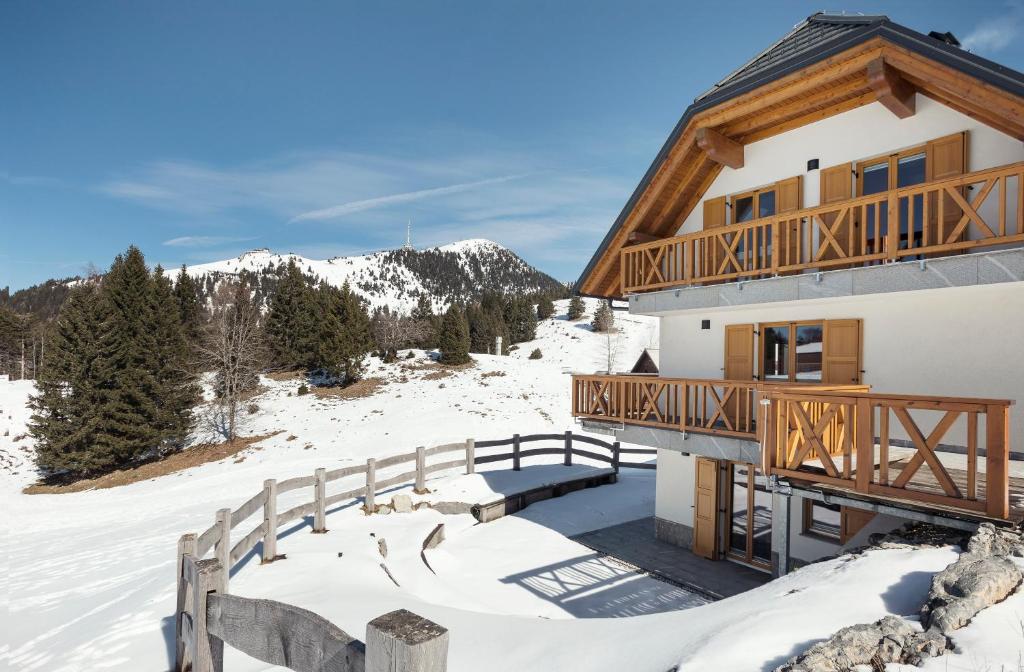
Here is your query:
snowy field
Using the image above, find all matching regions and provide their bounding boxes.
[3,299,1023,671]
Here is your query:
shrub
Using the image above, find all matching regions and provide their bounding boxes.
[405,350,415,359]
[591,301,615,332]
[529,348,543,360]
[246,403,259,415]
[297,384,310,396]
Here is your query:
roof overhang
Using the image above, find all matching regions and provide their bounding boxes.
[577,17,1024,299]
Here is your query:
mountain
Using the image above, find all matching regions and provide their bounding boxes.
[185,239,567,313]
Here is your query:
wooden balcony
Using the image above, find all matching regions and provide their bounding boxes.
[571,374,1017,522]
[621,162,1024,294]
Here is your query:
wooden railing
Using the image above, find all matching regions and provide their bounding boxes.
[763,390,1013,519]
[570,373,868,442]
[175,432,653,672]
[621,161,1024,293]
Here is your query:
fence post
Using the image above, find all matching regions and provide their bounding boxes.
[214,508,231,591]
[262,479,278,562]
[366,609,449,672]
[366,458,377,514]
[193,558,226,672]
[465,438,475,475]
[175,533,197,671]
[512,433,521,471]
[564,431,572,466]
[855,399,873,493]
[313,467,327,533]
[415,446,426,493]
[886,192,899,260]
[986,404,1010,519]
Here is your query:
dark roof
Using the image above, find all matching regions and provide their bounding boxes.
[577,13,1024,296]
[696,14,885,103]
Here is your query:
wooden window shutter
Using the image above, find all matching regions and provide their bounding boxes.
[822,319,862,384]
[703,195,727,230]
[724,324,755,381]
[693,457,720,559]
[926,132,967,247]
[775,176,802,270]
[776,176,802,213]
[820,164,854,262]
[703,196,727,276]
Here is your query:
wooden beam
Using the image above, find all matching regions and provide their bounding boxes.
[626,231,664,245]
[867,58,916,119]
[696,127,744,169]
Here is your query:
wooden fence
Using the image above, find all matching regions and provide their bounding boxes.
[621,161,1024,292]
[175,431,655,672]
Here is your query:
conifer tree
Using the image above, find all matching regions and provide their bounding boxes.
[591,300,615,332]
[438,304,470,365]
[411,293,438,348]
[151,265,200,447]
[536,295,555,320]
[30,284,105,475]
[337,282,373,381]
[567,295,586,320]
[90,247,164,465]
[316,282,372,381]
[174,265,203,348]
[264,260,317,369]
[504,296,537,343]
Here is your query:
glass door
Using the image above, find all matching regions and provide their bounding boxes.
[727,462,773,569]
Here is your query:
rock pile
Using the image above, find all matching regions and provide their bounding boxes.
[776,523,1022,672]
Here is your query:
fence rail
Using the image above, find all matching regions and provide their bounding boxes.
[621,161,1024,293]
[174,431,654,672]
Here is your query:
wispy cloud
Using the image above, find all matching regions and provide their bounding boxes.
[1,171,64,188]
[962,1,1023,53]
[288,174,528,223]
[162,235,259,248]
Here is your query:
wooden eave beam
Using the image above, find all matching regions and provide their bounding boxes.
[696,127,744,169]
[866,58,916,119]
[626,231,665,245]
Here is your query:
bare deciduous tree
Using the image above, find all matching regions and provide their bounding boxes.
[195,282,263,441]
[371,309,429,361]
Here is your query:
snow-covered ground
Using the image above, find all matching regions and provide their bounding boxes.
[3,299,1022,671]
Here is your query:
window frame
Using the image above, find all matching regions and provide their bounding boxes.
[802,499,842,541]
[729,186,778,225]
[758,319,825,383]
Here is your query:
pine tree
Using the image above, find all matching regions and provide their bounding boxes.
[411,293,438,348]
[504,296,537,343]
[536,295,555,320]
[174,265,203,349]
[90,247,164,467]
[264,260,317,369]
[151,265,199,449]
[567,295,586,320]
[438,305,470,365]
[338,282,373,381]
[30,284,105,475]
[592,300,615,332]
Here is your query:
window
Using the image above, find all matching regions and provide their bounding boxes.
[760,320,824,382]
[730,188,776,224]
[803,500,841,540]
[858,144,933,249]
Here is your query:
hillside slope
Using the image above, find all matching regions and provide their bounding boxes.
[186,238,565,313]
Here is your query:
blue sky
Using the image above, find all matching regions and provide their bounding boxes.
[4,1,1023,290]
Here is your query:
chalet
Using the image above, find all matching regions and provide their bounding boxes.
[571,13,1024,577]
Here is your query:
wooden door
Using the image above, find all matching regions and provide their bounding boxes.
[820,163,854,262]
[776,176,803,270]
[724,324,755,429]
[693,457,720,559]
[703,196,727,278]
[926,132,967,249]
[822,319,862,384]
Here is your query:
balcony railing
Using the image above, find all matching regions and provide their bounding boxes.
[570,373,868,441]
[621,161,1024,294]
[571,374,1014,520]
[763,389,1013,520]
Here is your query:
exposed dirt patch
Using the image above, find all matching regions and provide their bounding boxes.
[480,370,507,378]
[23,432,281,494]
[422,370,454,381]
[312,377,386,400]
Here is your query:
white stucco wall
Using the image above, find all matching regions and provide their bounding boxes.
[677,94,1024,235]
[655,448,695,527]
[787,507,904,565]
[658,281,1024,449]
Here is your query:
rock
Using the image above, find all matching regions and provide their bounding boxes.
[391,494,413,513]
[920,552,1021,632]
[775,616,950,671]
[966,523,1024,557]
[377,538,388,558]
[414,502,431,511]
